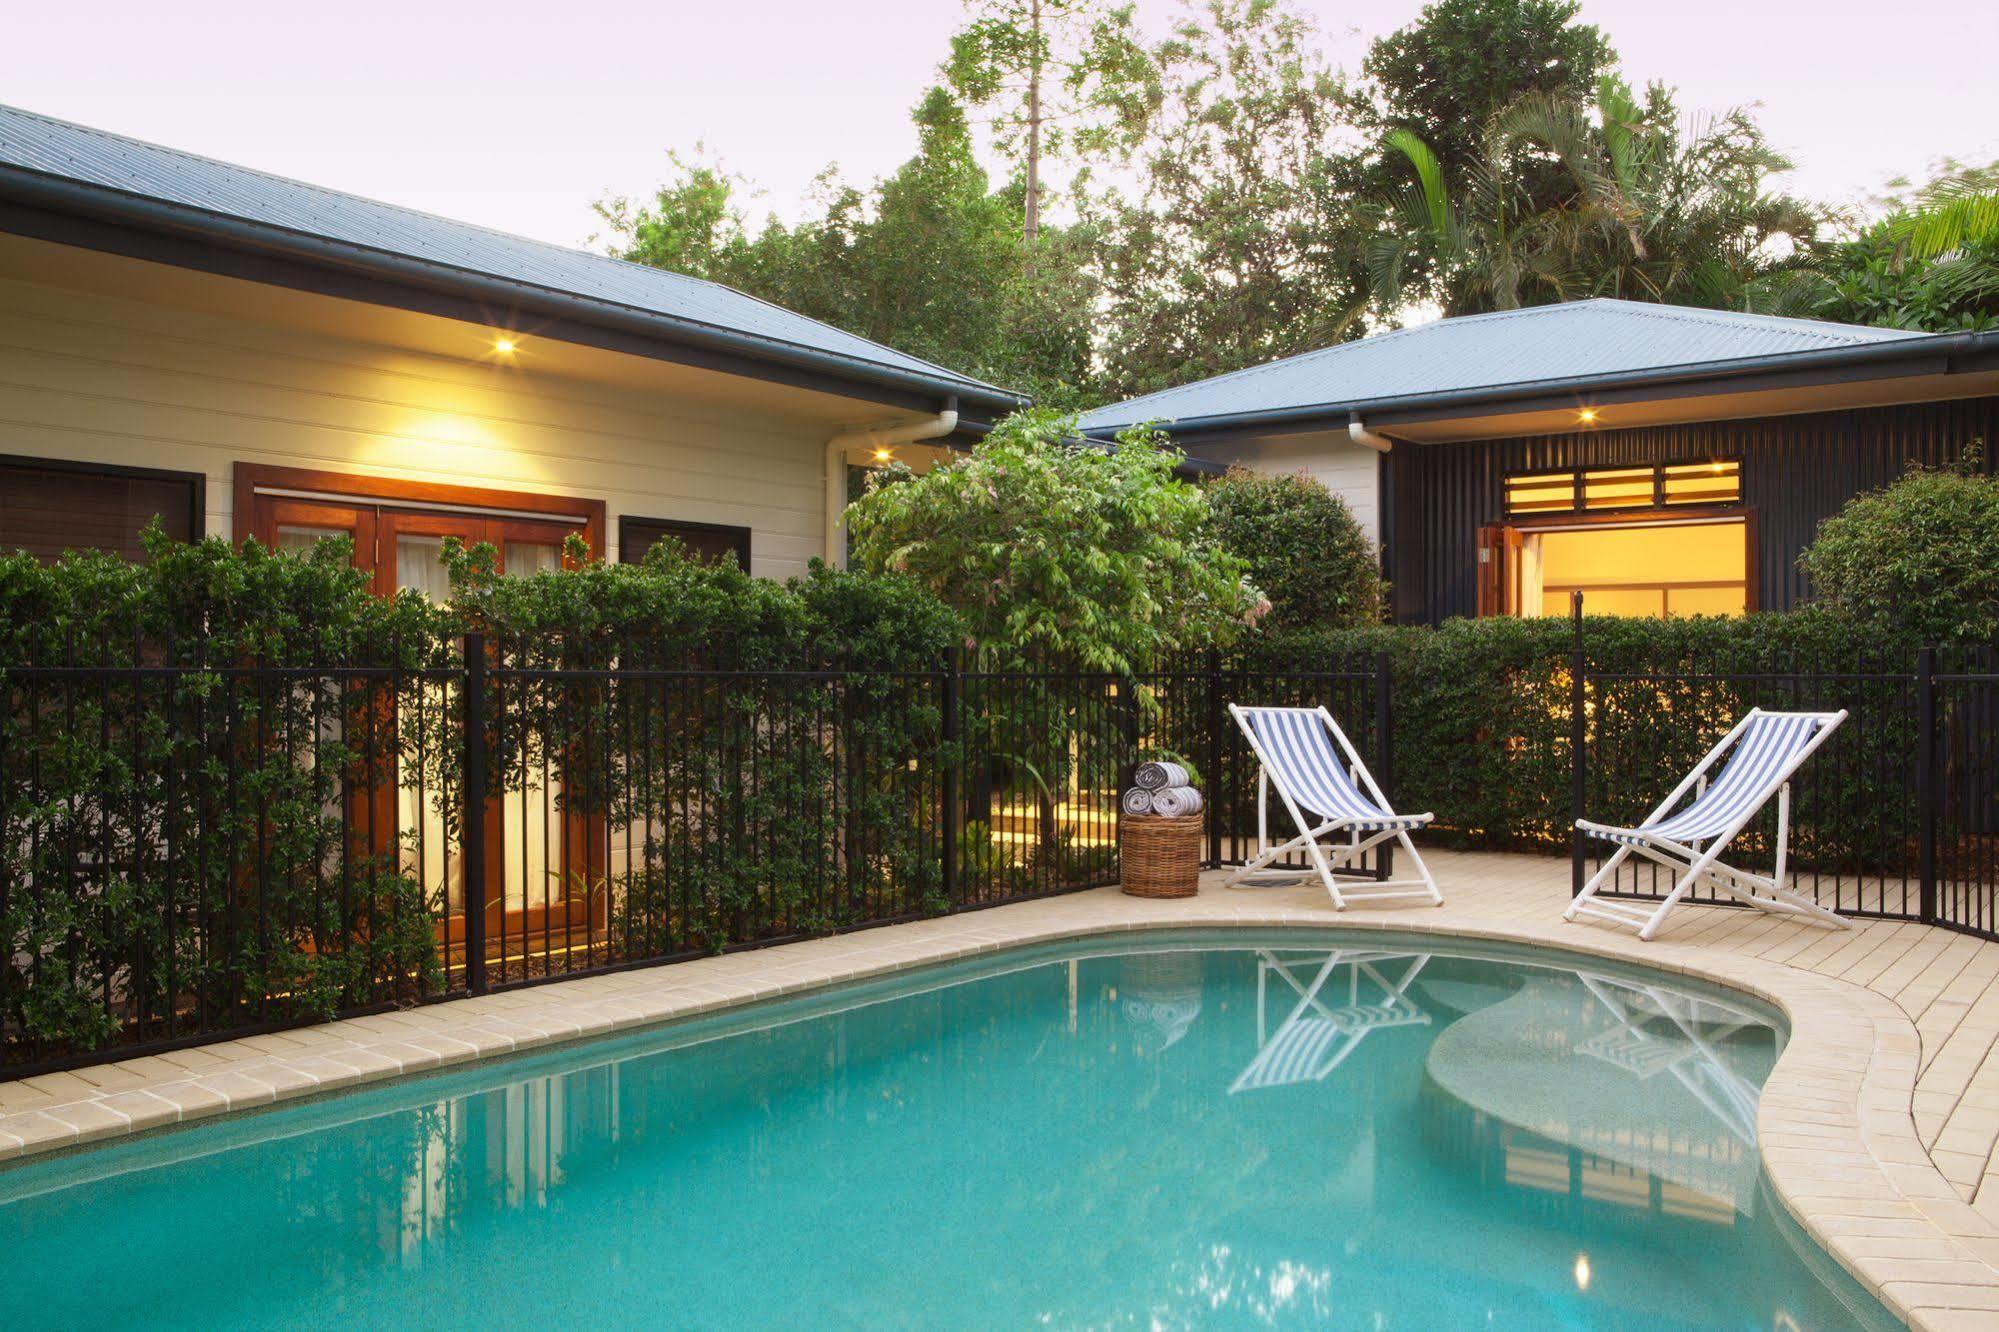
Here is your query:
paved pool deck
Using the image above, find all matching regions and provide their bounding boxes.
[7,848,1999,1327]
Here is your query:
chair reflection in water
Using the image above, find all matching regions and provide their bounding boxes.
[1574,972,1767,1147]
[1231,949,1432,1094]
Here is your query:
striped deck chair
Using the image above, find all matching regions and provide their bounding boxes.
[1567,708,1850,940]
[1230,950,1430,1094]
[1226,704,1442,909]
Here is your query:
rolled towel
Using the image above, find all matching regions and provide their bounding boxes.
[1149,785,1204,819]
[1134,760,1190,791]
[1120,787,1156,816]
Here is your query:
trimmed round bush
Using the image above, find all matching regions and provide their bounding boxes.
[1799,447,1999,645]
[1207,467,1386,630]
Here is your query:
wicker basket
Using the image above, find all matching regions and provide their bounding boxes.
[1120,814,1202,898]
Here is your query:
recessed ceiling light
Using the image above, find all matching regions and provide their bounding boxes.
[494,336,517,355]
[1577,407,1599,424]
[873,447,893,461]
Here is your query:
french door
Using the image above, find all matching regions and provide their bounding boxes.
[241,467,608,959]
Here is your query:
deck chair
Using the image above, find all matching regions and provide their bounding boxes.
[1226,705,1442,909]
[1230,949,1431,1094]
[1567,708,1850,940]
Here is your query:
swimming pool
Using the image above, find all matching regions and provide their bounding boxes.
[2,930,1892,1329]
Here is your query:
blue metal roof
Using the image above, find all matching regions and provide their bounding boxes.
[0,103,1019,404]
[1080,300,1932,432]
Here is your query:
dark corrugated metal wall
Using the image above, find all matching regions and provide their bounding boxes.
[1387,396,1999,623]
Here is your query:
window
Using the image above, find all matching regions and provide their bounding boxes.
[1505,459,1740,518]
[0,455,202,562]
[620,516,751,570]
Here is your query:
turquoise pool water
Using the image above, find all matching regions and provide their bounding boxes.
[2,931,1892,1329]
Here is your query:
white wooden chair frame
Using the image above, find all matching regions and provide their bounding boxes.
[1225,704,1443,909]
[1229,949,1432,1094]
[1567,707,1851,941]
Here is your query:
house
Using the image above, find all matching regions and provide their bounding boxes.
[0,103,1025,582]
[1080,301,1999,622]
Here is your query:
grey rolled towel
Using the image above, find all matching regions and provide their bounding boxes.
[1150,786,1204,819]
[1134,760,1190,791]
[1120,787,1156,816]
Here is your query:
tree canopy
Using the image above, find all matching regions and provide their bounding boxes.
[594,0,1984,408]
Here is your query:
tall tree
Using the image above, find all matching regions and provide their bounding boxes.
[595,91,1100,406]
[1086,0,1367,402]
[1355,0,1614,201]
[943,0,1157,242]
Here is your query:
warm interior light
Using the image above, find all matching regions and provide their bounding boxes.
[1577,407,1599,424]
[1711,460,1725,472]
[873,447,893,461]
[1573,1254,1592,1291]
[494,336,517,355]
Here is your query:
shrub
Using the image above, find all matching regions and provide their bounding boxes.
[1207,467,1387,629]
[1235,612,1918,867]
[1,529,966,1056]
[0,528,448,1056]
[846,409,1265,859]
[1799,446,1999,645]
[845,408,1265,673]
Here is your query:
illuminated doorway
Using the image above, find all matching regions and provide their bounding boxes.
[1520,518,1748,617]
[236,464,607,955]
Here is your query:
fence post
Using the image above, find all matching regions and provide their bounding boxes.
[1204,647,1223,869]
[1570,592,1587,897]
[1918,645,1937,925]
[941,646,961,906]
[461,632,488,995]
[1375,649,1394,882]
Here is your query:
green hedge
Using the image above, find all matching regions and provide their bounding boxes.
[0,532,450,1054]
[0,530,965,1060]
[1237,613,1924,871]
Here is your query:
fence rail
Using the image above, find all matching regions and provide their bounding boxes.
[4,624,1997,1078]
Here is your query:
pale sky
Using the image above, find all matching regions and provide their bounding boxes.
[5,0,1994,250]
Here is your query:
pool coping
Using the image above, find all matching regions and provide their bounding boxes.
[4,879,1998,1328]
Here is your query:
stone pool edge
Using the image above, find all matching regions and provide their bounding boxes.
[3,887,1996,1329]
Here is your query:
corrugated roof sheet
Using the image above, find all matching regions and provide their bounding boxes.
[1080,299,1930,431]
[0,103,1014,400]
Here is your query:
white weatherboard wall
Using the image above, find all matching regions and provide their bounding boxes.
[0,242,870,581]
[1188,428,1383,541]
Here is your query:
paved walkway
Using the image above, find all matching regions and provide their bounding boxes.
[6,848,1999,1327]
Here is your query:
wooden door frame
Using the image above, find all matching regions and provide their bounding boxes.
[233,463,604,552]
[234,463,610,954]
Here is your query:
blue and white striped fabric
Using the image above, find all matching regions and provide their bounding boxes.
[1239,707,1426,831]
[1587,712,1827,847]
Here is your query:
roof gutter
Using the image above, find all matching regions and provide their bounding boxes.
[1095,330,1999,442]
[0,164,1028,414]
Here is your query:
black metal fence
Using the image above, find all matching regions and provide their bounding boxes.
[0,641,1389,1076]
[5,625,1996,1079]
[1571,601,1999,939]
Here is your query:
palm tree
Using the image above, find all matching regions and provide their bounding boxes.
[1894,176,1999,261]
[1366,76,1827,318]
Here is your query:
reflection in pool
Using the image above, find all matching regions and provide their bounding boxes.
[2,932,1892,1329]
